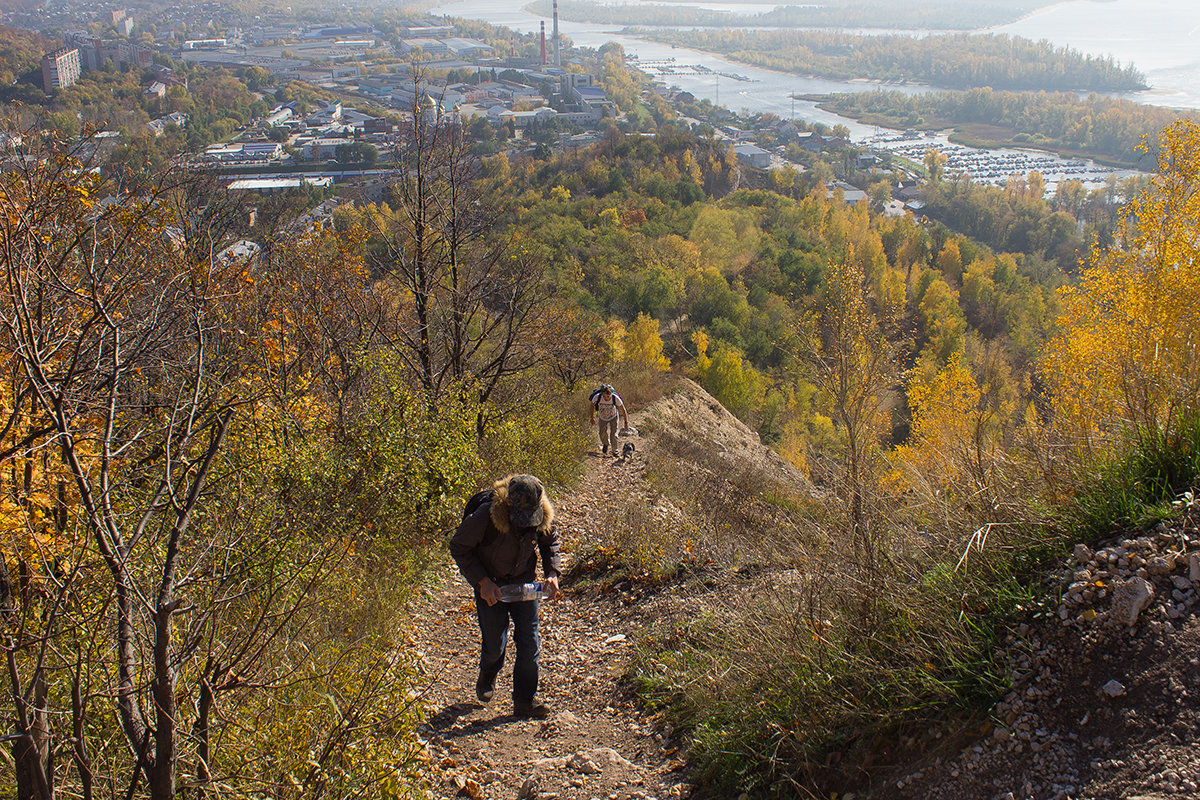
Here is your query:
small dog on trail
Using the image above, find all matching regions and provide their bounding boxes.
[620,441,636,460]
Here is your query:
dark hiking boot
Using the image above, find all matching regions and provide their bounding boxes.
[513,699,550,719]
[476,675,495,704]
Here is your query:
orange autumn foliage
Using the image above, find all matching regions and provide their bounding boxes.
[1042,120,1200,449]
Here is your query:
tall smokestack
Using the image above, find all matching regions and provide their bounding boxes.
[552,0,560,66]
[540,21,546,65]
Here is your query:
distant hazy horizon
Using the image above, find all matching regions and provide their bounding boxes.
[993,0,1200,103]
[435,0,1200,110]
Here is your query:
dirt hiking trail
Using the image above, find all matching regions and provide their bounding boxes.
[411,412,691,800]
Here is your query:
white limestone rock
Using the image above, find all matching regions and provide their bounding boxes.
[1110,577,1155,626]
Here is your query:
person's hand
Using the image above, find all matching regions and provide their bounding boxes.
[543,575,560,600]
[479,578,502,606]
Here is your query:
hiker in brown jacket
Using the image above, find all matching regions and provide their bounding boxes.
[450,474,561,718]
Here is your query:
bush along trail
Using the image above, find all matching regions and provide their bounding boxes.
[410,418,689,800]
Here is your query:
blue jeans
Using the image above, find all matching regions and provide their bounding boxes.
[475,594,539,704]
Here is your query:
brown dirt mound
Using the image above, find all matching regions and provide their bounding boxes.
[642,377,807,489]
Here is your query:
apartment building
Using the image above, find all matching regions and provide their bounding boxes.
[41,47,81,91]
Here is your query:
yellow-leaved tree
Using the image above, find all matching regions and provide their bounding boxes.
[893,354,984,491]
[802,259,900,571]
[624,312,670,371]
[699,346,763,423]
[1042,120,1200,450]
[890,345,1020,502]
[691,329,712,374]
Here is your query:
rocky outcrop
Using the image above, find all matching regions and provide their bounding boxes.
[882,492,1200,800]
[1059,518,1198,628]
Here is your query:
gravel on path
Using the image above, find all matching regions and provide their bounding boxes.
[411,423,690,800]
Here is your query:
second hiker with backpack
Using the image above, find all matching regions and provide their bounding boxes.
[589,384,629,458]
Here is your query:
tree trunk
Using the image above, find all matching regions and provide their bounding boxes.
[4,556,53,800]
[194,674,214,796]
[72,661,94,800]
[13,672,53,800]
[150,604,177,800]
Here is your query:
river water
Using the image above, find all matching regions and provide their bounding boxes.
[991,0,1200,111]
[431,0,929,135]
[432,0,1200,115]
[429,0,1184,183]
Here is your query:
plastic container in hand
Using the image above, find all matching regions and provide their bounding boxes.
[499,582,547,602]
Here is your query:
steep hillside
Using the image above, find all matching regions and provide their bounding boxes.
[413,376,1200,800]
[875,495,1200,800]
[641,378,808,490]
[410,375,807,800]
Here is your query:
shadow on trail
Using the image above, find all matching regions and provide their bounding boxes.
[426,701,531,739]
[425,701,477,731]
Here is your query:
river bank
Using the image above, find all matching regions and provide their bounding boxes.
[808,99,1155,171]
[432,0,1162,184]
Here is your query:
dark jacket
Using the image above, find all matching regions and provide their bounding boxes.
[450,475,562,588]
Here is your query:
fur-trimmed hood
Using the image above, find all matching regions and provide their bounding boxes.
[489,474,555,535]
[450,474,562,587]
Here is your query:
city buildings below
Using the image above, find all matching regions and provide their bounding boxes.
[265,105,295,127]
[733,143,771,169]
[399,39,451,58]
[300,137,354,161]
[441,39,493,59]
[41,48,81,92]
[303,25,377,41]
[388,82,466,112]
[244,27,297,45]
[242,142,285,160]
[486,106,557,129]
[63,32,102,70]
[178,39,373,72]
[288,198,348,234]
[151,64,187,88]
[147,112,190,136]
[26,4,621,168]
[202,141,284,166]
[215,240,263,265]
[826,180,868,205]
[306,102,343,127]
[75,131,122,162]
[183,39,228,50]
[119,41,154,69]
[395,23,457,39]
[63,32,153,72]
[226,177,334,193]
